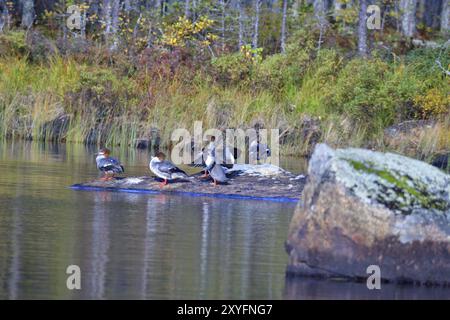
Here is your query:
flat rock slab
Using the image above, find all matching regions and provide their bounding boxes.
[71,173,305,203]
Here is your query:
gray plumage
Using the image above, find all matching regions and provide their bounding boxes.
[204,148,228,183]
[149,157,188,181]
[96,155,124,174]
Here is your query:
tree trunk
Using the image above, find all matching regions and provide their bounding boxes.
[313,0,327,26]
[103,0,112,36]
[81,7,87,38]
[220,0,226,50]
[124,0,131,12]
[185,0,190,18]
[442,0,449,33]
[358,0,368,57]
[0,0,8,32]
[400,0,417,37]
[292,0,299,18]
[21,0,35,29]
[280,0,288,53]
[252,0,261,49]
[110,0,121,50]
[422,0,442,29]
[238,0,244,48]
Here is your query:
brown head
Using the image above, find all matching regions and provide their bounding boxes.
[99,148,111,157]
[155,151,166,160]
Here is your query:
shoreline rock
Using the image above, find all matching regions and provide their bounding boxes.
[285,144,450,285]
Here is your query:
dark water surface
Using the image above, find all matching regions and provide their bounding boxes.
[0,141,448,299]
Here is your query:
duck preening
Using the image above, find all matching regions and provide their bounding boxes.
[96,148,124,180]
[200,147,229,186]
[149,152,189,187]
[190,136,235,171]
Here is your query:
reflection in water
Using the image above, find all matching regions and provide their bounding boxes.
[0,140,448,299]
[200,202,209,299]
[88,192,111,299]
[8,208,21,300]
[284,277,450,300]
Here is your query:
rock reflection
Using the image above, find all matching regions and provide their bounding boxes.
[284,277,450,300]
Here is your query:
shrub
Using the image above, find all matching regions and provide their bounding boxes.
[252,43,313,94]
[330,58,396,130]
[414,88,450,118]
[211,50,253,86]
[0,31,28,58]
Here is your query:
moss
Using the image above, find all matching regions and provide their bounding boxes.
[346,159,449,214]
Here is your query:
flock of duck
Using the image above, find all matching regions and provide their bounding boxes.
[95,137,271,187]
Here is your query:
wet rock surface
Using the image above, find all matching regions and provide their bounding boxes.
[286,144,450,285]
[72,165,306,202]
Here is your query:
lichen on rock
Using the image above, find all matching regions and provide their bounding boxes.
[286,143,450,285]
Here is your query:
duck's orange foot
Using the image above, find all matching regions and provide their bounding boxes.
[159,179,168,188]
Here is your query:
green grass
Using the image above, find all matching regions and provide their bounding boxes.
[0,30,448,159]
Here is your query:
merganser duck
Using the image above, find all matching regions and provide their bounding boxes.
[149,151,188,187]
[95,148,124,181]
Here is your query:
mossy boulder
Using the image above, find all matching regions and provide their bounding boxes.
[286,144,450,285]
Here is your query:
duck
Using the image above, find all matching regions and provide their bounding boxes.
[191,136,235,171]
[95,148,124,180]
[149,151,189,187]
[202,147,228,186]
[249,140,271,161]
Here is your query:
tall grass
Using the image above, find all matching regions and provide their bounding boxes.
[0,31,449,162]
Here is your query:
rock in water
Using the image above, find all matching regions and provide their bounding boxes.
[286,144,450,285]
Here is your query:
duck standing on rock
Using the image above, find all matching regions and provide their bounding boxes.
[149,152,189,187]
[96,148,124,181]
[202,147,228,186]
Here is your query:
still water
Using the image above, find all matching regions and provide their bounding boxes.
[0,141,448,299]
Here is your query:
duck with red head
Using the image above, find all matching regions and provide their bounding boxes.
[149,152,189,188]
[95,148,124,181]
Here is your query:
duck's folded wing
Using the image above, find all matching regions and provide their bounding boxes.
[160,161,187,175]
[98,157,124,173]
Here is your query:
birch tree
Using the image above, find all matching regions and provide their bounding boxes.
[442,0,449,33]
[103,0,112,36]
[21,0,35,29]
[280,0,288,53]
[400,0,417,37]
[185,0,190,17]
[313,0,327,26]
[292,0,299,18]
[314,0,327,50]
[252,0,261,49]
[220,0,226,50]
[237,0,245,48]
[0,0,9,32]
[358,0,368,56]
[110,0,121,50]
